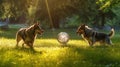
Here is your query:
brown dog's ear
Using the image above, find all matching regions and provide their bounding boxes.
[37,21,40,25]
[34,22,39,27]
[34,22,40,26]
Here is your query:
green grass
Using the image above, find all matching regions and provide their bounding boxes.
[0,25,120,67]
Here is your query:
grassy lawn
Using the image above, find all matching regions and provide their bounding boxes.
[0,25,120,67]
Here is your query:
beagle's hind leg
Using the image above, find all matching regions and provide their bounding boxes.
[105,37,113,45]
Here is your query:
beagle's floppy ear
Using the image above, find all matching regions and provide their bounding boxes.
[81,24,86,27]
[79,24,86,30]
[80,24,86,28]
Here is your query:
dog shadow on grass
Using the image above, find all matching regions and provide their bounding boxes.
[66,44,120,66]
[14,46,44,54]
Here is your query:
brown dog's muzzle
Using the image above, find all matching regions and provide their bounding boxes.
[76,31,79,34]
[38,29,44,35]
[41,30,44,33]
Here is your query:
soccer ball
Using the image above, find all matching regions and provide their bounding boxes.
[57,32,69,45]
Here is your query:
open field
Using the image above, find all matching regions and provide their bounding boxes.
[0,25,120,67]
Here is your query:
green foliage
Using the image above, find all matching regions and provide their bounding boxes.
[65,15,80,27]
[0,0,120,27]
[95,0,120,26]
[0,0,4,18]
[106,3,120,26]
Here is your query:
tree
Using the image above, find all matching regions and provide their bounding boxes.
[94,0,120,27]
[0,0,119,28]
[35,0,97,28]
[0,0,4,18]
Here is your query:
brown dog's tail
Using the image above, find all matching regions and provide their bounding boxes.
[108,28,115,38]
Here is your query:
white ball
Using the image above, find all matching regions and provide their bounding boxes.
[57,32,69,45]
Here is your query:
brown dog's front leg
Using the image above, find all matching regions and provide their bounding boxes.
[22,43,25,47]
[28,43,34,49]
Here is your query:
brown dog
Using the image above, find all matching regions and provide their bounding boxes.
[16,23,44,48]
[76,24,114,46]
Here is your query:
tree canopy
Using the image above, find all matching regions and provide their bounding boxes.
[0,0,120,28]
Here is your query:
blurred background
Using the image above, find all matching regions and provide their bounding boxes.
[0,1,120,67]
[0,0,120,30]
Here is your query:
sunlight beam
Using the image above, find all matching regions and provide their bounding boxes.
[45,0,54,29]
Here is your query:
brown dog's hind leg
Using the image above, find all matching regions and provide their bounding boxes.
[29,43,34,49]
[22,43,25,47]
[26,42,34,49]
[16,35,22,47]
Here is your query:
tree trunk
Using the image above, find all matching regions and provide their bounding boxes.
[101,13,105,27]
[51,14,60,28]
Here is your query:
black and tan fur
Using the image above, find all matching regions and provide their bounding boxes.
[76,24,115,46]
[16,23,44,48]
